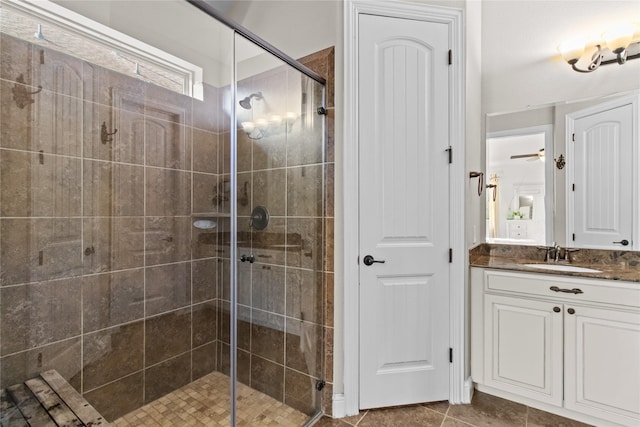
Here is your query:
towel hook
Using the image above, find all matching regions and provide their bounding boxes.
[486,184,497,201]
[101,122,118,144]
[469,171,484,196]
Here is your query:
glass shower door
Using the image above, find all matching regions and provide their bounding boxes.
[229,33,327,425]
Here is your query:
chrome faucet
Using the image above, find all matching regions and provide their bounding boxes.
[538,243,579,263]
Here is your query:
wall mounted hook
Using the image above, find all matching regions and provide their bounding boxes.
[469,171,484,196]
[101,122,118,144]
[12,74,42,109]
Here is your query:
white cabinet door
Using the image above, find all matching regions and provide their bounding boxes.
[565,305,640,425]
[484,294,563,406]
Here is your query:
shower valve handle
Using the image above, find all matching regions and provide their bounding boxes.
[363,255,385,266]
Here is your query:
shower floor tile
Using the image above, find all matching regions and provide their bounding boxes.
[113,371,309,427]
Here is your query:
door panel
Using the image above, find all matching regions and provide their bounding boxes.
[573,103,633,248]
[565,305,640,424]
[358,13,450,409]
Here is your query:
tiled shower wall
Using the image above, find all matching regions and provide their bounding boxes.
[0,33,221,420]
[215,47,335,416]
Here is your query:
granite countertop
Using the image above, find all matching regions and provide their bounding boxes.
[470,244,640,283]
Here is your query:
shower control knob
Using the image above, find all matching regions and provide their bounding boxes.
[363,255,385,266]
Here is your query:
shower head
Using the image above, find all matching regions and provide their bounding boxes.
[239,92,263,110]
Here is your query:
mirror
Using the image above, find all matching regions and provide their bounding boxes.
[486,125,553,246]
[485,90,639,249]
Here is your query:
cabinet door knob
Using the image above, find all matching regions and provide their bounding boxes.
[567,308,576,315]
[553,306,561,313]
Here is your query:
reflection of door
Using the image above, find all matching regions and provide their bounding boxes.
[570,100,634,249]
[358,13,450,409]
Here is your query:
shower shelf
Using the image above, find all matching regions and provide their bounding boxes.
[192,213,230,217]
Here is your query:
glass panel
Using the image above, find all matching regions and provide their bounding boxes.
[233,33,326,424]
[0,0,232,423]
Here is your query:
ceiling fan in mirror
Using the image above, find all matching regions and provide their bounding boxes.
[510,148,545,162]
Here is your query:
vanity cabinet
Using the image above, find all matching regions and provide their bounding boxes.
[471,268,640,427]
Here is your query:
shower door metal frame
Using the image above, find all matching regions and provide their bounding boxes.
[186,0,326,86]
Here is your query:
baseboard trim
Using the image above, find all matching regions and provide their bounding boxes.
[463,377,474,403]
[332,393,346,418]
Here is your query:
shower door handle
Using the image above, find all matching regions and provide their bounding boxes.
[363,255,385,266]
[240,254,255,263]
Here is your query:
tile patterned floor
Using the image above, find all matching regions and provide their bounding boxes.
[315,392,593,427]
[115,376,592,427]
[113,371,309,426]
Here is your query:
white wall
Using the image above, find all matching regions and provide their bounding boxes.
[220,0,339,60]
[482,0,640,115]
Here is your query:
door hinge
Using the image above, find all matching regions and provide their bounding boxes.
[449,248,453,263]
[357,255,360,265]
[572,233,576,241]
[572,183,575,191]
[445,146,452,164]
[448,49,452,65]
[449,348,453,363]
[572,133,575,142]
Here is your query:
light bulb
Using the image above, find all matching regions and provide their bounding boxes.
[270,115,282,125]
[558,38,585,64]
[255,118,268,130]
[285,112,298,122]
[603,23,634,54]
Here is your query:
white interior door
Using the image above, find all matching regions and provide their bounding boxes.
[358,13,450,409]
[571,102,634,249]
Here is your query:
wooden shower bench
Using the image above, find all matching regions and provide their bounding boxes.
[0,370,109,426]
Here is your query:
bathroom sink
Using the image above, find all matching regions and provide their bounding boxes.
[523,264,602,273]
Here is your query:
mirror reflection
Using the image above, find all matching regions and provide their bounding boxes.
[485,91,639,250]
[486,126,552,245]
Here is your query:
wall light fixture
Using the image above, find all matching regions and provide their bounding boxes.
[240,112,298,140]
[558,23,640,73]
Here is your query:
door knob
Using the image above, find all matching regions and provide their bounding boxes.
[363,255,385,266]
[613,239,629,246]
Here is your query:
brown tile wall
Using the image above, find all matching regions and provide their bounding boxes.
[0,31,335,422]
[215,47,335,417]
[0,33,220,421]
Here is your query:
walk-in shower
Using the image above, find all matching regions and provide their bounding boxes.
[0,0,330,425]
